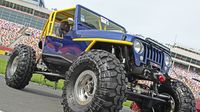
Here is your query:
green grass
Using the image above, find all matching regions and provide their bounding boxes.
[0,58,132,107]
[0,58,64,89]
[123,100,132,107]
[0,58,7,74]
[31,74,64,89]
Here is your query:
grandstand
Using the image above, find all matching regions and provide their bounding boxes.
[0,0,51,55]
[0,0,50,29]
[169,44,200,99]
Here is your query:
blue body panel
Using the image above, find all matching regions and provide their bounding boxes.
[43,36,87,61]
[42,4,170,74]
[42,30,137,60]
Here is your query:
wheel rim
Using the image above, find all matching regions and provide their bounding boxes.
[9,56,19,78]
[74,70,97,105]
[169,95,176,112]
[164,93,176,112]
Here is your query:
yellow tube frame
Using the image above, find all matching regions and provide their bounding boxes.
[73,38,133,52]
[40,7,76,39]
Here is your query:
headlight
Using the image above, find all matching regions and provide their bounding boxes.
[165,55,172,67]
[134,40,144,54]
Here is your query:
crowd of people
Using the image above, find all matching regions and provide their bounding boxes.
[170,63,200,99]
[0,19,41,56]
[0,19,23,47]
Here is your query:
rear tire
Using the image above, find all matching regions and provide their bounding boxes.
[154,79,196,112]
[5,44,36,89]
[62,49,127,112]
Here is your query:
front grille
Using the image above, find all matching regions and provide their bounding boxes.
[145,45,164,65]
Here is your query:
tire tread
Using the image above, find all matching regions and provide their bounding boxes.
[62,49,127,112]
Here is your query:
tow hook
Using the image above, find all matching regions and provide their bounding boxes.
[153,72,167,84]
[158,75,166,84]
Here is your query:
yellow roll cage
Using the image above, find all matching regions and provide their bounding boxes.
[40,6,133,52]
[40,7,76,39]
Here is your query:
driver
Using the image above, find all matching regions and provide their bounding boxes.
[59,20,70,37]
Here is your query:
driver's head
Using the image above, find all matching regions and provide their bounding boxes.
[60,21,70,32]
[59,20,70,37]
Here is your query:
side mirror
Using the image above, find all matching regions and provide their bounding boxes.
[68,18,74,25]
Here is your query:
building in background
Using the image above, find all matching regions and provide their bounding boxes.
[170,44,200,73]
[0,0,50,29]
[169,44,200,99]
[21,0,45,7]
[0,0,51,55]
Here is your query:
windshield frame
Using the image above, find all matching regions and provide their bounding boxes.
[75,5,127,33]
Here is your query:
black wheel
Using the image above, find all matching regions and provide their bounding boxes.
[154,79,196,112]
[62,49,127,112]
[5,44,36,89]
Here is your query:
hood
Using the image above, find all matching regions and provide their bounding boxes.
[75,30,140,42]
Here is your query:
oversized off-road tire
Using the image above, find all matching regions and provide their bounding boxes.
[5,44,36,89]
[62,49,127,112]
[154,79,196,112]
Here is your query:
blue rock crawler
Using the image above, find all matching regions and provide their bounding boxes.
[5,5,196,112]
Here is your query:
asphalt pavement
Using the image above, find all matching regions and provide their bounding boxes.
[0,55,9,60]
[0,55,132,112]
[0,75,132,112]
[0,75,63,112]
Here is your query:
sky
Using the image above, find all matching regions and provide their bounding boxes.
[45,0,200,50]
